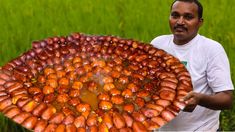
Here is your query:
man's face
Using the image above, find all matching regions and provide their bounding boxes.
[169,1,203,45]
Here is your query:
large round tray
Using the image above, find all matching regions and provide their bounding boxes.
[0,33,192,131]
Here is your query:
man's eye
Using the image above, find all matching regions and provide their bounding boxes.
[171,13,179,18]
[184,15,193,20]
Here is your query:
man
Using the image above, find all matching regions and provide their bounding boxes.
[151,0,234,131]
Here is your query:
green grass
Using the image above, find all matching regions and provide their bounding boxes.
[0,0,235,131]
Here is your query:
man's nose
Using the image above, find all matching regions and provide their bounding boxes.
[177,17,185,25]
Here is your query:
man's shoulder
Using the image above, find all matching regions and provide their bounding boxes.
[198,35,226,59]
[199,35,219,44]
[150,34,173,45]
[198,35,224,50]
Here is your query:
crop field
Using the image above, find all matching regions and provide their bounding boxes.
[0,0,234,131]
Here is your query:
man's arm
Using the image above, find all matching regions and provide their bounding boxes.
[182,90,233,112]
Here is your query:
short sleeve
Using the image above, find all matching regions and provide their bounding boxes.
[150,35,172,49]
[207,50,234,92]
[150,36,162,48]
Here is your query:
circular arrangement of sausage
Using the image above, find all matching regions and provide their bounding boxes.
[0,33,192,131]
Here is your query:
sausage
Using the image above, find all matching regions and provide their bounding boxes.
[0,85,5,92]
[0,78,6,85]
[12,93,28,105]
[151,116,167,127]
[123,103,135,114]
[68,97,80,106]
[148,60,159,68]
[178,75,191,82]
[2,105,16,113]
[10,88,28,96]
[143,120,160,131]
[161,110,175,122]
[49,112,65,124]
[37,51,48,61]
[119,127,133,132]
[135,54,148,62]
[122,112,133,128]
[103,112,113,129]
[34,119,48,132]
[32,103,47,117]
[41,106,57,120]
[4,81,17,88]
[2,64,14,71]
[0,72,11,81]
[181,80,192,87]
[0,95,10,102]
[28,86,42,95]
[141,108,160,118]
[98,122,109,132]
[159,90,176,101]
[163,77,178,84]
[7,82,23,93]
[177,89,189,97]
[33,93,44,102]
[177,83,192,92]
[22,100,39,112]
[135,97,145,108]
[0,91,7,97]
[4,107,21,118]
[99,100,113,111]
[44,124,57,132]
[173,100,186,110]
[74,115,86,128]
[159,86,176,94]
[132,121,147,132]
[55,124,65,132]
[146,103,164,113]
[132,73,144,81]
[132,111,146,122]
[177,70,190,78]
[0,97,12,111]
[160,80,177,90]
[113,112,126,129]
[111,95,124,105]
[66,124,77,132]
[170,63,185,70]
[136,90,150,98]
[22,116,38,130]
[86,113,98,127]
[166,105,180,115]
[12,112,31,124]
[165,58,179,66]
[174,67,186,74]
[89,125,98,132]
[0,69,12,76]
[16,98,31,108]
[63,115,75,125]
[98,93,110,101]
[158,72,175,79]
[13,69,27,82]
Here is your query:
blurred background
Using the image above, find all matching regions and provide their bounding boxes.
[0,0,234,131]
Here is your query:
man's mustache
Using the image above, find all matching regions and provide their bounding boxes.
[174,25,187,31]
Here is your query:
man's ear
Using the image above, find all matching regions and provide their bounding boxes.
[199,18,204,27]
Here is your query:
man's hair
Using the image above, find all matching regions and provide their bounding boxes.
[171,0,203,19]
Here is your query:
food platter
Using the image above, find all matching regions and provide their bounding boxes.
[0,33,192,131]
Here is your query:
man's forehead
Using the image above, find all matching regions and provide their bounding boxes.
[171,1,198,14]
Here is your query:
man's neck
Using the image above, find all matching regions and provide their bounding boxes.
[173,34,198,45]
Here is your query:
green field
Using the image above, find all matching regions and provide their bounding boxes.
[0,0,235,131]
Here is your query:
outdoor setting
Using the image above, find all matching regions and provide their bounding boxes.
[0,0,234,131]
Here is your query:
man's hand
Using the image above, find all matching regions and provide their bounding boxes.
[181,90,233,112]
[181,91,202,112]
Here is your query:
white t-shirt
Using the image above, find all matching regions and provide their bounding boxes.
[150,34,234,131]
